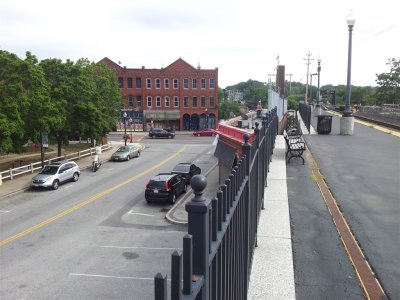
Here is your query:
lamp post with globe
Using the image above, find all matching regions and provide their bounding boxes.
[340,10,356,135]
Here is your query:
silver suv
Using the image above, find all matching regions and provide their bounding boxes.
[32,160,80,190]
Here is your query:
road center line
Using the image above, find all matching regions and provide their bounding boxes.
[0,146,186,247]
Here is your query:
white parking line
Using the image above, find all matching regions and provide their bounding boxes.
[127,210,154,217]
[0,210,10,213]
[101,246,181,250]
[70,273,156,281]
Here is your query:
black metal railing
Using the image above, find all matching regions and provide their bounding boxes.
[299,102,311,133]
[154,108,278,300]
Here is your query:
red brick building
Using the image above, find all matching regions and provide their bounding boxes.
[99,57,219,131]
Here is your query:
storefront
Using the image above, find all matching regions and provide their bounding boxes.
[144,110,181,131]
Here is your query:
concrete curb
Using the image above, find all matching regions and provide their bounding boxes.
[165,161,219,225]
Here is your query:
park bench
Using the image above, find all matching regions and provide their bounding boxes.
[284,131,306,165]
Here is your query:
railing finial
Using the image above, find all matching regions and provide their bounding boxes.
[243,133,250,144]
[191,175,207,202]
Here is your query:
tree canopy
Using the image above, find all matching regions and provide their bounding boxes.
[0,50,123,153]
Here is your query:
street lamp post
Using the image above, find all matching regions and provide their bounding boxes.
[340,10,356,135]
[129,118,133,143]
[123,112,127,146]
[315,57,322,116]
[205,108,209,129]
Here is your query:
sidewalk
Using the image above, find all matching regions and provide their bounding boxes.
[165,135,295,299]
[0,146,118,199]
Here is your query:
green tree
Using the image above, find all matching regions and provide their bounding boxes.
[0,50,24,152]
[225,80,268,109]
[375,58,400,105]
[218,100,241,120]
[0,51,55,153]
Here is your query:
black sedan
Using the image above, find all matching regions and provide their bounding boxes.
[172,163,201,185]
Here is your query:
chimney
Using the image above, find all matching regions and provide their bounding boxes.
[276,65,285,98]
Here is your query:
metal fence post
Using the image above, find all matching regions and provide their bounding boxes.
[242,133,251,293]
[186,175,211,300]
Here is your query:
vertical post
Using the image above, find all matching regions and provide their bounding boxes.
[242,133,251,293]
[186,175,211,299]
[154,273,167,300]
[340,11,356,135]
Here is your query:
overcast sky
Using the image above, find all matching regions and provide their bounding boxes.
[1,0,399,88]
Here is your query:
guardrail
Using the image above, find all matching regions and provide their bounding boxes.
[154,108,278,299]
[0,143,112,181]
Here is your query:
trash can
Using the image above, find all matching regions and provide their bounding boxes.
[317,115,333,134]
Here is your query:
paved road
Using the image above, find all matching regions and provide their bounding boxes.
[0,136,216,299]
[288,112,400,299]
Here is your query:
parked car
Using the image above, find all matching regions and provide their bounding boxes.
[111,145,141,161]
[148,128,175,139]
[172,163,201,185]
[145,173,186,203]
[193,128,217,136]
[31,160,80,190]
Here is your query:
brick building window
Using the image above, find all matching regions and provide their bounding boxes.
[192,96,198,107]
[183,78,189,89]
[165,79,170,89]
[209,78,215,89]
[201,79,206,89]
[118,77,124,88]
[210,96,215,107]
[137,95,142,107]
[173,79,179,89]
[128,95,134,106]
[192,78,197,89]
[183,96,189,108]
[127,77,133,88]
[156,78,161,89]
[146,78,151,89]
[136,77,142,88]
[147,96,152,107]
[201,96,206,107]
[165,96,170,107]
[156,96,161,107]
[174,96,179,107]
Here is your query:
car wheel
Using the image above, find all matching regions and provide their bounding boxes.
[212,133,216,136]
[137,152,140,157]
[168,135,172,139]
[170,193,176,204]
[52,180,59,190]
[183,184,187,193]
[152,136,155,139]
[126,156,130,161]
[146,199,151,204]
[72,172,79,182]
[197,134,200,137]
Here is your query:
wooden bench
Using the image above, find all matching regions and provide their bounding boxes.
[284,132,306,165]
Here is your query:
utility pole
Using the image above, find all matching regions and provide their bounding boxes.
[304,51,314,104]
[267,74,276,91]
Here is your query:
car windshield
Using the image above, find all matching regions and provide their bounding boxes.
[173,165,190,172]
[40,166,59,175]
[117,147,129,152]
